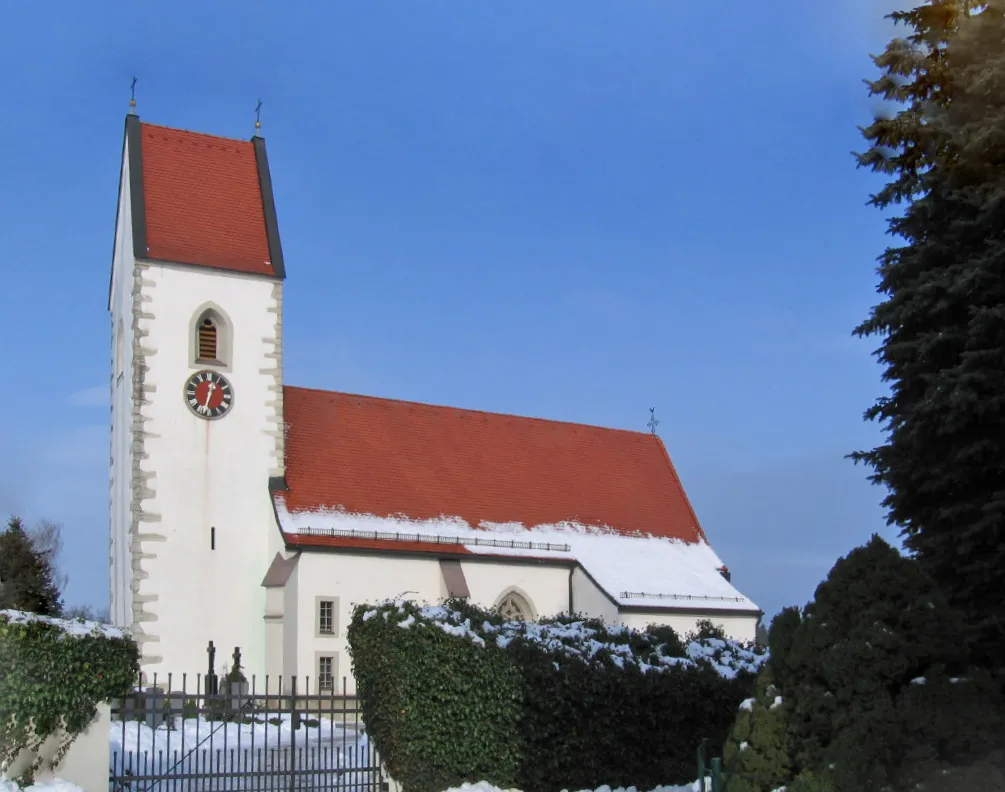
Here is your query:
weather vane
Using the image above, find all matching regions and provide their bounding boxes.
[129,76,138,114]
[648,407,659,436]
[254,99,263,136]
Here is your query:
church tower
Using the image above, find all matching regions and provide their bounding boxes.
[108,113,287,681]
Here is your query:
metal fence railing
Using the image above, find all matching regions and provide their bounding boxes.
[109,671,385,792]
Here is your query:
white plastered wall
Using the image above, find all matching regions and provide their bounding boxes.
[618,610,758,643]
[126,261,283,683]
[109,142,136,631]
[290,552,571,694]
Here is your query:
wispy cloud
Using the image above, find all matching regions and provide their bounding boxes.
[66,386,108,408]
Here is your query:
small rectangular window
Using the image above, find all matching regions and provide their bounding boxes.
[210,526,215,550]
[318,656,334,690]
[319,600,334,634]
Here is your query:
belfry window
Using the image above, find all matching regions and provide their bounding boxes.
[191,305,231,368]
[198,317,218,362]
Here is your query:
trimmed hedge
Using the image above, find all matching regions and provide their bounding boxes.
[0,609,139,785]
[348,598,763,792]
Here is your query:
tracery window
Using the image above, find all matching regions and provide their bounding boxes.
[497,591,532,622]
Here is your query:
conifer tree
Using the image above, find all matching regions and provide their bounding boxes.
[853,0,1005,672]
[0,515,64,616]
[782,536,1001,790]
[722,665,792,792]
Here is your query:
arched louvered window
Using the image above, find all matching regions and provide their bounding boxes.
[197,316,218,362]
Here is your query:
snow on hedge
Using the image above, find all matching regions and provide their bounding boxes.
[0,609,125,639]
[444,782,705,792]
[364,600,766,678]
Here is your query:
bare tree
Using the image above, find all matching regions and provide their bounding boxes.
[62,603,111,623]
[27,519,69,595]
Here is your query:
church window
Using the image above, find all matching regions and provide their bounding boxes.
[191,305,232,368]
[210,526,216,550]
[318,655,334,690]
[198,317,219,361]
[319,600,335,634]
[496,591,533,622]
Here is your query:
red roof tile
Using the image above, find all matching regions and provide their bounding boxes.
[138,123,275,276]
[279,387,708,543]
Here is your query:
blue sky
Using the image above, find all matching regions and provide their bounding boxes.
[0,1,906,620]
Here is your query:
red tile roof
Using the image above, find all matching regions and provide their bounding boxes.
[138,123,275,276]
[278,386,708,544]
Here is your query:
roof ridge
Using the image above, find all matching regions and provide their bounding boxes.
[282,384,657,438]
[139,121,254,146]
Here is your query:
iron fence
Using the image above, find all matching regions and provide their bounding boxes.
[109,672,386,792]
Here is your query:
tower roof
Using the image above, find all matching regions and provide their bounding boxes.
[116,115,285,278]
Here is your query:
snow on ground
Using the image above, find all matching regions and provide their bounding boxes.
[3,781,708,792]
[0,780,84,792]
[275,503,758,611]
[109,710,377,791]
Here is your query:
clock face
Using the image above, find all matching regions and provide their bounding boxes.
[184,370,233,420]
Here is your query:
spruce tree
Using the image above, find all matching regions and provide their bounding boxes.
[852,0,1005,672]
[0,516,64,616]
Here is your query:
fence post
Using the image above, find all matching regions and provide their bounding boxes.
[697,738,708,791]
[288,676,298,792]
[711,757,722,792]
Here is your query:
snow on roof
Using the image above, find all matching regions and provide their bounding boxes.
[275,503,759,613]
[0,609,127,639]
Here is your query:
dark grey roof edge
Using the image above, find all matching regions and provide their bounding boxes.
[252,136,286,279]
[108,114,147,311]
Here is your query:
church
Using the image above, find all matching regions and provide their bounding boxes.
[107,112,761,691]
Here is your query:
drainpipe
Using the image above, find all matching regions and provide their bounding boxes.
[567,567,574,615]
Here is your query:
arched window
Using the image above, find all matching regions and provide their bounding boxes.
[198,316,218,362]
[190,305,231,368]
[496,590,533,622]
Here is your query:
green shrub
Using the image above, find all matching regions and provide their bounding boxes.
[348,598,764,792]
[721,664,792,792]
[0,609,139,785]
[779,536,1004,791]
[348,599,524,792]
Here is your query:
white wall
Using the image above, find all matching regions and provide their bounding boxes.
[128,261,283,683]
[618,610,758,644]
[109,143,135,631]
[570,567,619,623]
[291,552,571,694]
[460,560,569,620]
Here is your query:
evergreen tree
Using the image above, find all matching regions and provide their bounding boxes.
[852,0,1005,673]
[722,665,792,792]
[0,515,64,616]
[782,536,1001,791]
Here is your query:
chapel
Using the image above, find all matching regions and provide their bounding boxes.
[107,112,761,690]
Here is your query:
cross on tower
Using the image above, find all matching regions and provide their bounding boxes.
[648,407,659,437]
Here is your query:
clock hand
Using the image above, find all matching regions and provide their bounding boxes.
[203,382,216,408]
